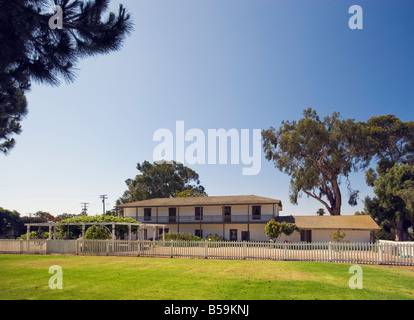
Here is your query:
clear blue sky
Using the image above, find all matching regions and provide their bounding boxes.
[1,0,413,217]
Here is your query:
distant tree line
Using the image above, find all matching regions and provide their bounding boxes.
[0,208,85,239]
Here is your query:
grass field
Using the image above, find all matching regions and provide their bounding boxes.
[0,254,413,300]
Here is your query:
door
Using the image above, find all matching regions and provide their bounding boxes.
[169,208,177,223]
[229,229,238,241]
[300,230,312,243]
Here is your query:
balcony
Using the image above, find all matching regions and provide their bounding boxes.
[140,214,275,224]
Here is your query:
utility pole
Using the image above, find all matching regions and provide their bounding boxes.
[81,203,89,215]
[99,195,108,215]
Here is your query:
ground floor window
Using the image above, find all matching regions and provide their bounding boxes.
[229,229,237,241]
[159,228,169,236]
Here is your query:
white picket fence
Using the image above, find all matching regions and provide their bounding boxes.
[0,239,413,266]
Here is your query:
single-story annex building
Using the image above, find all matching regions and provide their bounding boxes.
[117,195,380,243]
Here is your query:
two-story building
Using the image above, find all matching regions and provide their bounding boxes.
[117,195,282,241]
[117,195,380,242]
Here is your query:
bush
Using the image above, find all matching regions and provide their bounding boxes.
[206,234,224,241]
[19,231,49,240]
[84,225,111,240]
[160,232,201,241]
[331,230,346,243]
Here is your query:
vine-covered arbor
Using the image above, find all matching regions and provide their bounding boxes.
[24,222,167,241]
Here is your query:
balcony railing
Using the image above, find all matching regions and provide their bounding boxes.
[141,214,275,224]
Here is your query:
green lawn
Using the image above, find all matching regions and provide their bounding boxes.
[0,254,413,300]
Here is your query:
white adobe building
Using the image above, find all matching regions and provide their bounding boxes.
[117,195,380,242]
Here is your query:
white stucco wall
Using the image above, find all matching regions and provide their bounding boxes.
[125,204,276,223]
[278,229,372,243]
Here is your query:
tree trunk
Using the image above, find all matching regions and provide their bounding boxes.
[330,206,341,216]
[395,218,411,241]
[330,179,342,215]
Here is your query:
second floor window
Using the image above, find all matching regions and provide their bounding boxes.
[252,206,261,220]
[223,206,231,222]
[144,208,151,221]
[195,207,203,221]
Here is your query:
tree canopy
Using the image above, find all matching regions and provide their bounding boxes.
[262,108,369,215]
[0,0,133,154]
[0,207,24,238]
[363,115,414,241]
[117,161,207,204]
[365,163,414,241]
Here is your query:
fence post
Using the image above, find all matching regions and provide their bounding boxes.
[243,241,247,260]
[137,240,140,257]
[170,240,174,258]
[205,240,209,259]
[19,239,23,254]
[328,242,332,262]
[378,241,383,265]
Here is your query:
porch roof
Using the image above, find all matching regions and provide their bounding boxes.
[275,215,381,231]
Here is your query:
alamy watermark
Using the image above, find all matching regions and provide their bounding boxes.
[349,5,363,30]
[49,265,63,290]
[153,121,262,176]
[348,265,363,290]
[48,5,63,30]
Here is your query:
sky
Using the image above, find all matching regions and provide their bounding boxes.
[1,0,414,217]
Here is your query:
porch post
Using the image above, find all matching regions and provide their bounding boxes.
[112,223,116,240]
[48,225,52,240]
[222,206,225,240]
[26,225,30,241]
[152,226,156,241]
[162,227,165,241]
[177,206,180,233]
[128,224,132,241]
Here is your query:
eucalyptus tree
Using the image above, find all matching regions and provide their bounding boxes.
[363,115,414,241]
[262,109,370,215]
